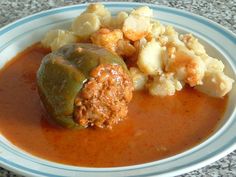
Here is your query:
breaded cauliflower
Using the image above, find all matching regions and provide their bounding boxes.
[166,46,206,87]
[148,20,166,39]
[164,26,184,46]
[41,3,235,98]
[134,38,147,51]
[90,28,123,53]
[148,73,183,96]
[160,28,206,87]
[180,34,206,56]
[41,29,77,51]
[116,39,136,57]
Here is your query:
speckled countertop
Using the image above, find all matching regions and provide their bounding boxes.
[0,0,235,177]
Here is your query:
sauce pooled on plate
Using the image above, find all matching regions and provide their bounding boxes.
[0,44,227,167]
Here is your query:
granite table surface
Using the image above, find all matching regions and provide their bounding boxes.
[0,0,235,176]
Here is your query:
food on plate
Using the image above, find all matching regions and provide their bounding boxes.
[137,39,164,75]
[90,28,123,53]
[165,46,206,87]
[37,43,133,128]
[122,7,152,41]
[148,73,183,96]
[41,29,77,51]
[38,3,235,128]
[0,43,229,167]
[195,71,234,97]
[0,3,234,168]
[110,11,128,29]
[129,67,148,90]
[41,3,234,97]
[83,3,111,27]
[71,13,101,40]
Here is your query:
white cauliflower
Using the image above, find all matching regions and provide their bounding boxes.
[131,6,153,17]
[129,67,148,90]
[164,26,184,46]
[148,73,183,96]
[71,13,101,39]
[180,34,206,56]
[137,40,165,75]
[122,6,152,41]
[84,3,111,27]
[195,72,234,97]
[194,54,233,97]
[41,29,77,51]
[166,46,206,87]
[149,20,166,39]
[201,54,224,73]
[110,11,129,29]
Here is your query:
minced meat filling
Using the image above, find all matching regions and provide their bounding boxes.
[74,64,133,128]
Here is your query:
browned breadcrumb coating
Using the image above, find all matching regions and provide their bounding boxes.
[116,39,136,57]
[74,64,133,129]
[90,28,123,53]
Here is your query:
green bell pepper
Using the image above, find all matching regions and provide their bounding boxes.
[37,43,128,128]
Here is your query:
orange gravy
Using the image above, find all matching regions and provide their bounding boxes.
[0,44,228,167]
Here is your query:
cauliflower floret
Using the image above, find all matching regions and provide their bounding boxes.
[116,39,136,57]
[137,40,165,75]
[110,11,129,29]
[166,46,176,60]
[149,21,166,39]
[157,35,169,46]
[164,26,184,46]
[129,67,148,90]
[131,6,153,17]
[201,54,224,73]
[84,3,111,27]
[180,34,206,56]
[122,15,150,41]
[195,72,234,97]
[134,37,147,51]
[71,13,101,39]
[41,4,234,98]
[123,6,152,41]
[41,29,77,51]
[162,27,207,87]
[166,46,206,87]
[148,73,183,96]
[90,28,123,53]
[165,25,177,36]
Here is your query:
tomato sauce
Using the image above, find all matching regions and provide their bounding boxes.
[0,44,228,167]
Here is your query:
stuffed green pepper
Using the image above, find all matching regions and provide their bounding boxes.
[37,43,133,129]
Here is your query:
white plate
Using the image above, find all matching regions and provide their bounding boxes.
[0,2,235,177]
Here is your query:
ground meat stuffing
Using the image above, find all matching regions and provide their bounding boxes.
[74,64,133,129]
